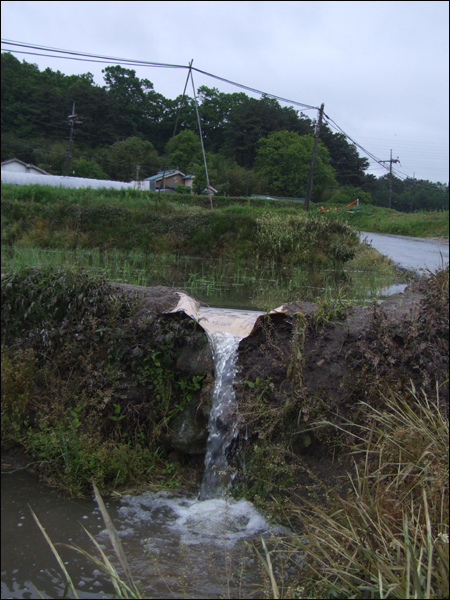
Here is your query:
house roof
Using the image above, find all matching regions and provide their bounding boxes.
[144,168,185,181]
[1,158,51,175]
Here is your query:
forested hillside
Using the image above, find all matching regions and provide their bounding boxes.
[2,52,447,209]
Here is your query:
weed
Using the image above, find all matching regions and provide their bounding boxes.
[283,385,449,599]
[1,266,209,495]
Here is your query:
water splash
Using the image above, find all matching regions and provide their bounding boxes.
[200,331,242,500]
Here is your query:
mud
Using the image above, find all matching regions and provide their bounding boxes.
[238,285,425,412]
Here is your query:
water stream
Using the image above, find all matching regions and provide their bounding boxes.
[200,332,243,500]
[194,307,263,499]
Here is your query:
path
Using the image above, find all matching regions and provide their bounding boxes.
[360,231,449,273]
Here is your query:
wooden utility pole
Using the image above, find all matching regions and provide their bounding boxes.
[304,103,324,210]
[65,102,82,176]
[380,150,400,209]
[410,173,417,212]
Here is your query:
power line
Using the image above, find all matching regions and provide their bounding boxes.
[2,39,447,185]
[1,39,186,69]
[1,39,319,111]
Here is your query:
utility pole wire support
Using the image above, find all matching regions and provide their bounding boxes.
[304,103,324,210]
[158,59,193,199]
[190,66,213,210]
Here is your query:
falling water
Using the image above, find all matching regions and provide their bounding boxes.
[169,301,264,500]
[199,331,242,500]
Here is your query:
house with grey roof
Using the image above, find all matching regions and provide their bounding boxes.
[1,158,51,175]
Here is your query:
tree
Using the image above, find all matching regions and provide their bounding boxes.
[105,136,160,181]
[102,65,166,141]
[254,130,338,200]
[224,96,313,168]
[196,86,247,153]
[165,130,202,173]
[327,186,372,205]
[73,159,109,180]
[319,123,370,186]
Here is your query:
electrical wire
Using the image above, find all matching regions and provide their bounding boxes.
[1,39,319,111]
[2,38,447,185]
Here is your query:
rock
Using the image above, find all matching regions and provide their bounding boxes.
[176,345,213,376]
[170,400,208,454]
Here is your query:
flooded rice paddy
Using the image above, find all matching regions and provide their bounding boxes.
[1,245,403,309]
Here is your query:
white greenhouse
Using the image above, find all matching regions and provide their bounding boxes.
[1,170,135,190]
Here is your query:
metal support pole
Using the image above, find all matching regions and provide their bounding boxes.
[304,103,324,210]
[190,69,213,210]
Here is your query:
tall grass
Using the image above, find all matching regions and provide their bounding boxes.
[31,481,141,599]
[275,384,449,599]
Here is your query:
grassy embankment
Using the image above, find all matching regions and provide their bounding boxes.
[2,183,405,308]
[323,202,449,238]
[8,265,447,599]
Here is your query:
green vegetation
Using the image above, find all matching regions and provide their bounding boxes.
[1,266,208,496]
[4,51,447,209]
[254,130,338,199]
[291,386,449,599]
[323,203,449,238]
[1,184,362,264]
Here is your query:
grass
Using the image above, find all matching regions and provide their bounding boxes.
[30,481,141,599]
[323,204,449,238]
[30,384,448,599]
[280,384,449,599]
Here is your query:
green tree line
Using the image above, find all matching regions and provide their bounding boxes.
[2,53,447,209]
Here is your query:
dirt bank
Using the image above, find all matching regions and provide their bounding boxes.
[232,269,448,508]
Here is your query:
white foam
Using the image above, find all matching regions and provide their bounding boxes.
[115,492,271,547]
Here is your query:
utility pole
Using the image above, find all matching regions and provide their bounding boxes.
[65,102,82,176]
[380,149,399,209]
[304,103,324,210]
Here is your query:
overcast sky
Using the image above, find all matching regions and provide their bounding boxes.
[2,0,449,183]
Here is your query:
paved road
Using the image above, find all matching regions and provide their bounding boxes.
[360,231,449,273]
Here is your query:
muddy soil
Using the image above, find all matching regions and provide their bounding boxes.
[238,284,425,413]
[233,272,448,509]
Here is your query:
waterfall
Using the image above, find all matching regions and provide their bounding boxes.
[199,331,242,500]
[169,299,265,501]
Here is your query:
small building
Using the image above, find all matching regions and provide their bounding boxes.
[140,168,194,192]
[182,174,195,190]
[1,158,51,175]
